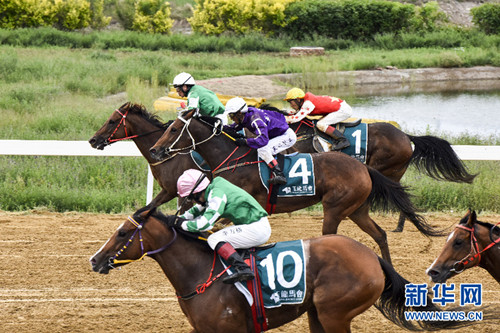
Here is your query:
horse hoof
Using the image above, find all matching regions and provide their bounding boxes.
[392,228,403,233]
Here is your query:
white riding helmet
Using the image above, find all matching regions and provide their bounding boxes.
[225,97,248,114]
[173,72,195,87]
[177,169,210,198]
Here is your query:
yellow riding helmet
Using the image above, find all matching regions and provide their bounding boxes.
[284,88,305,101]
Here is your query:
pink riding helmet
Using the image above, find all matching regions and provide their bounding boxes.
[177,169,210,198]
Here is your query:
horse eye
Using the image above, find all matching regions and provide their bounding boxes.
[108,119,116,125]
[453,238,464,248]
[171,127,177,133]
[118,230,127,238]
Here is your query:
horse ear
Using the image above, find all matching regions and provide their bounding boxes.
[466,210,477,227]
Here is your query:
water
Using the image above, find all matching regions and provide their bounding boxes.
[352,92,500,138]
[271,91,500,139]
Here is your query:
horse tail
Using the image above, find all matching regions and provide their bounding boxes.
[366,166,444,237]
[375,257,481,331]
[408,135,476,184]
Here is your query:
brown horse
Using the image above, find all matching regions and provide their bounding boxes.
[149,111,442,263]
[265,108,476,233]
[88,102,208,212]
[90,209,482,333]
[427,210,500,283]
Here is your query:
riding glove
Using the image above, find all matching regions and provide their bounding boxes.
[165,215,185,228]
[235,138,247,146]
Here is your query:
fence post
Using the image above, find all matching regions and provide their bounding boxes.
[147,165,154,205]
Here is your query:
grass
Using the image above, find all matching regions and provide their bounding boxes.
[1,31,499,213]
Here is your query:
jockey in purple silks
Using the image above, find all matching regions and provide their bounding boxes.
[224,97,297,185]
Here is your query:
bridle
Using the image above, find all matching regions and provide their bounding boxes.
[110,215,230,300]
[111,216,177,266]
[451,222,500,273]
[105,107,163,145]
[164,113,223,155]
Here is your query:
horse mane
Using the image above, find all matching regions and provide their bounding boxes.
[122,102,171,130]
[134,208,211,246]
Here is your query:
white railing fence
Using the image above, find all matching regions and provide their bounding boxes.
[1,140,500,204]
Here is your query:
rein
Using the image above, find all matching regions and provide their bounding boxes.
[112,216,230,300]
[452,222,500,273]
[107,108,163,144]
[165,115,220,154]
[167,115,261,174]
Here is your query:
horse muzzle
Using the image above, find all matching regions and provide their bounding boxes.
[427,266,454,283]
[88,137,109,150]
[89,256,114,274]
[149,147,169,161]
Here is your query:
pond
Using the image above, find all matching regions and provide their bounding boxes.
[351,91,500,138]
[270,84,500,139]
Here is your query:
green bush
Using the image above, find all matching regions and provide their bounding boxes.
[90,0,112,29]
[189,0,294,35]
[472,3,500,35]
[0,0,54,29]
[132,0,173,34]
[408,1,449,33]
[281,0,415,40]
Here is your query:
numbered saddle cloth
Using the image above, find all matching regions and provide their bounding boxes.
[258,153,316,197]
[225,240,307,309]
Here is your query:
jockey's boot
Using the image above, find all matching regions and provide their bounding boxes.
[216,242,254,284]
[268,159,287,185]
[324,126,350,151]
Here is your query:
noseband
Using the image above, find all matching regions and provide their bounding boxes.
[451,222,500,273]
[111,216,177,266]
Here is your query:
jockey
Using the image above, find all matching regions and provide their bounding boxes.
[223,97,297,185]
[172,72,228,124]
[170,169,271,284]
[284,88,353,150]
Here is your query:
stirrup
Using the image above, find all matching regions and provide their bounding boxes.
[332,140,350,151]
[223,271,255,284]
[269,174,286,185]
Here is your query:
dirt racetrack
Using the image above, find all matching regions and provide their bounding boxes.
[1,210,498,333]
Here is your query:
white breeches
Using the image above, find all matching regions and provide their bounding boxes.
[316,101,353,132]
[257,128,297,164]
[207,217,272,250]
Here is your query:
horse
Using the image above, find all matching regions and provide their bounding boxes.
[261,106,476,233]
[88,102,208,212]
[427,209,500,283]
[148,110,443,264]
[89,209,482,333]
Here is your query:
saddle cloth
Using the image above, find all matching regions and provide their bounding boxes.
[258,153,315,197]
[222,239,307,309]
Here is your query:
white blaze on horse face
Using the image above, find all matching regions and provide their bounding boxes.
[89,222,125,262]
[425,230,457,275]
[446,230,456,242]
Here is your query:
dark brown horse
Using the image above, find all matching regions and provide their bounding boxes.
[271,111,476,233]
[427,210,500,283]
[90,209,481,332]
[149,111,442,263]
[88,102,208,212]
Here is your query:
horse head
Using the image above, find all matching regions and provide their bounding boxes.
[89,208,175,274]
[89,102,166,150]
[149,110,223,161]
[426,209,495,282]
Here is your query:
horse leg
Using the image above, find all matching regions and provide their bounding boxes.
[393,213,406,232]
[307,307,326,333]
[321,207,345,235]
[348,204,392,264]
